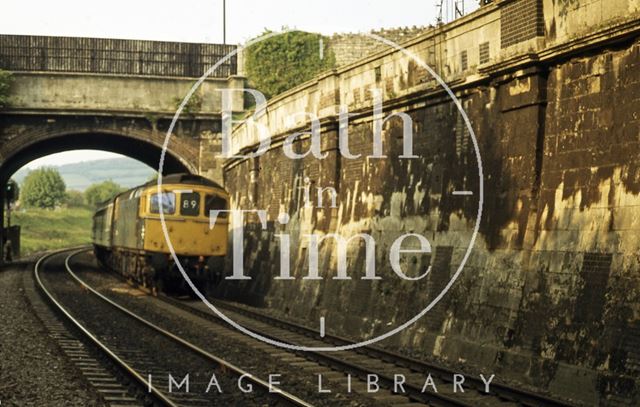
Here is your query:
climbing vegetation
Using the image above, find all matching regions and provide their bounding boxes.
[244,30,336,100]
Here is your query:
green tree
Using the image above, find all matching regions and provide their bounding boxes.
[64,190,86,207]
[0,69,13,109]
[84,180,124,207]
[21,168,66,209]
[244,30,336,99]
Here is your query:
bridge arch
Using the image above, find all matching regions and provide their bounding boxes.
[0,129,197,185]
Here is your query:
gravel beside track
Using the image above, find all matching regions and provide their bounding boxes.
[0,260,105,406]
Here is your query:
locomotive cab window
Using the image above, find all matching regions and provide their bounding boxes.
[150,192,176,214]
[205,194,228,218]
[180,192,201,216]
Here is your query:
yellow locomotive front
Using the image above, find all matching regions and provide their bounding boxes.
[140,183,228,257]
[94,174,229,295]
[138,177,229,293]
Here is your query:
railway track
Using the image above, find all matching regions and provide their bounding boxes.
[171,295,576,407]
[159,295,576,407]
[35,248,314,407]
[68,248,579,407]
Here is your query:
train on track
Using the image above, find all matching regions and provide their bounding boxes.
[92,173,229,295]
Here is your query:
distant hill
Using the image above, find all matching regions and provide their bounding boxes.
[13,158,156,191]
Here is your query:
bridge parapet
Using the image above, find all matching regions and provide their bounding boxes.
[0,35,245,115]
[0,35,237,78]
[7,71,245,116]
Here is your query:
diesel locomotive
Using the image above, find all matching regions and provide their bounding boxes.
[92,173,229,294]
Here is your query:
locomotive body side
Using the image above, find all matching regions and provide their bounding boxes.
[92,202,114,248]
[92,202,115,265]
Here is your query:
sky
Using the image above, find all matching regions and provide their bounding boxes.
[22,151,124,169]
[4,0,479,168]
[1,0,479,44]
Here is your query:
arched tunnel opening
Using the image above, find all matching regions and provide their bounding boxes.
[0,131,194,184]
[0,132,196,262]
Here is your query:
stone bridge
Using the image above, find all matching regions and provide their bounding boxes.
[220,0,640,404]
[0,35,244,182]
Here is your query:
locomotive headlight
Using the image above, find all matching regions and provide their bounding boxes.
[140,224,145,240]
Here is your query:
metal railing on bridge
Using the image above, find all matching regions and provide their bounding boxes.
[0,34,237,78]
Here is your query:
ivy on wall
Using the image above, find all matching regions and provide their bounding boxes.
[173,92,202,116]
[244,30,336,100]
[0,69,13,109]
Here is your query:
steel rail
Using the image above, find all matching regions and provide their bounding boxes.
[166,289,575,407]
[208,299,574,406]
[61,249,314,407]
[160,294,471,407]
[34,248,178,407]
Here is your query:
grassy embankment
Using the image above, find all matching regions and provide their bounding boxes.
[12,207,93,256]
